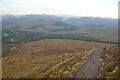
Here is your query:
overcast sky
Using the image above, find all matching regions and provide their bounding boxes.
[1,0,119,18]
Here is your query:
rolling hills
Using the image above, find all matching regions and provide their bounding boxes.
[2,14,118,78]
[2,15,117,32]
[2,15,118,43]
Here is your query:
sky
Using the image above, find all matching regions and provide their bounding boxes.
[1,0,119,18]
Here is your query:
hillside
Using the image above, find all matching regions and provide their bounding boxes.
[98,45,119,78]
[2,15,117,32]
[2,15,118,79]
[2,18,80,32]
[2,39,113,78]
[3,39,113,57]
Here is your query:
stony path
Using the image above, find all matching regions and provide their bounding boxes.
[73,50,103,78]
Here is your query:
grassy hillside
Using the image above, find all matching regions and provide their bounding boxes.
[2,51,90,78]
[2,39,112,78]
[2,43,19,57]
[3,39,112,57]
[98,45,119,79]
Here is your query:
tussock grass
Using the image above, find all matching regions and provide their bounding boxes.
[2,39,112,78]
[2,49,94,78]
[98,45,119,78]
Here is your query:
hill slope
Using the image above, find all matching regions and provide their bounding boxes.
[98,46,119,78]
[2,39,113,78]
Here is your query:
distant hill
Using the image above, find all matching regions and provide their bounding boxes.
[2,15,117,32]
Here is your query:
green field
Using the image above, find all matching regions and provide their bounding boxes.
[2,29,118,44]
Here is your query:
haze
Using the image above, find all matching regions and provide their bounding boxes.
[1,0,119,18]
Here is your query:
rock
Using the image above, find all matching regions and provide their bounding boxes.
[99,58,103,61]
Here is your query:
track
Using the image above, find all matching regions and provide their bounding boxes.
[73,50,103,78]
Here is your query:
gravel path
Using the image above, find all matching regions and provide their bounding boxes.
[73,50,103,78]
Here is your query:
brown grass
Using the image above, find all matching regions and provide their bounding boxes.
[98,45,119,78]
[3,39,113,57]
[2,39,113,78]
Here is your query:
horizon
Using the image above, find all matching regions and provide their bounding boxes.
[2,14,118,19]
[1,0,119,19]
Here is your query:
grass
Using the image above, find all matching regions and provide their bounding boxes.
[2,39,112,57]
[2,39,112,78]
[98,45,119,79]
[2,43,19,57]
[42,51,91,78]
[2,49,94,78]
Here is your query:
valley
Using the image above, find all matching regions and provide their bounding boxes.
[2,15,119,79]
